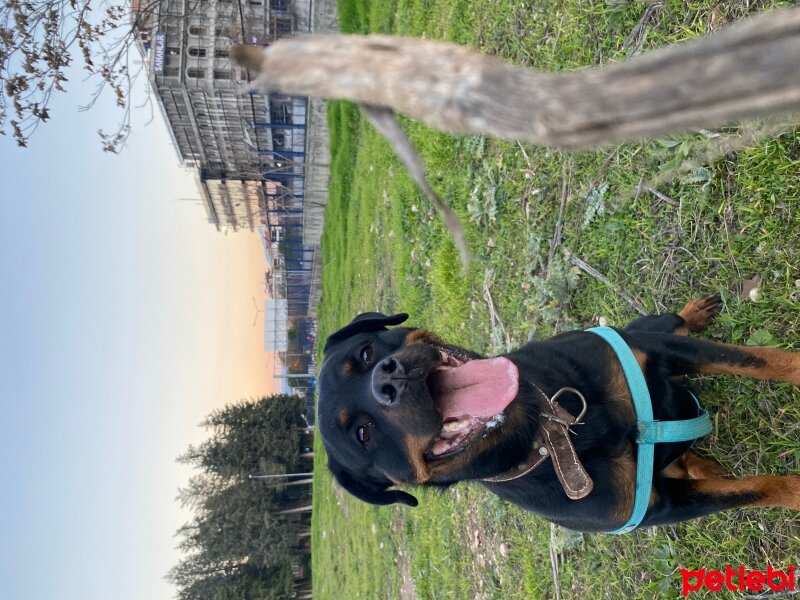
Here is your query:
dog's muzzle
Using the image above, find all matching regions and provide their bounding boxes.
[371,357,405,406]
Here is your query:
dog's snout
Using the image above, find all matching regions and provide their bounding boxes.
[371,357,405,405]
[380,384,397,403]
[373,379,399,406]
[380,357,399,374]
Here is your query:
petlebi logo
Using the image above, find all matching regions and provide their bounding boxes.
[681,565,796,596]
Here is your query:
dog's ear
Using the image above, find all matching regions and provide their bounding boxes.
[328,458,418,507]
[324,312,409,353]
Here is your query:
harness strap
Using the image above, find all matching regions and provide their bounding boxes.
[482,387,594,499]
[539,389,594,499]
[480,432,549,483]
[587,326,712,534]
[637,398,710,443]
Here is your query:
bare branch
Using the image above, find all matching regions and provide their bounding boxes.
[2,0,166,150]
[362,104,470,268]
[234,9,800,148]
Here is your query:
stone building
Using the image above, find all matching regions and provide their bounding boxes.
[145,0,311,231]
[134,0,328,393]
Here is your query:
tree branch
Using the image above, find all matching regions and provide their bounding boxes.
[234,9,800,148]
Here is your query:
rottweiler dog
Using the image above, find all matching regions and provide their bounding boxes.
[317,295,800,532]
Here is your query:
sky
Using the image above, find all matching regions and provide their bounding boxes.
[0,65,281,599]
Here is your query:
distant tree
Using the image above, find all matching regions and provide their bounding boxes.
[176,472,229,511]
[167,559,293,600]
[179,395,306,479]
[166,552,227,597]
[210,565,293,600]
[168,394,310,599]
[178,480,295,567]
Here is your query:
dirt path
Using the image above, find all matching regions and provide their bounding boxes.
[398,548,417,600]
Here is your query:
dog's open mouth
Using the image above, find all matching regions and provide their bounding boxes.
[425,349,519,458]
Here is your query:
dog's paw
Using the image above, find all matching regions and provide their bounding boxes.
[679,293,722,332]
[782,476,800,511]
[789,476,800,511]
[762,475,800,511]
[683,451,727,479]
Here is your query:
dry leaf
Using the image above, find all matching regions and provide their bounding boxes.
[739,274,761,300]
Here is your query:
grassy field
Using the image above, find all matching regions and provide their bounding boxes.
[312,1,800,598]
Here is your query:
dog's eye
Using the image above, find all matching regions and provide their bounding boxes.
[356,425,371,446]
[360,344,374,365]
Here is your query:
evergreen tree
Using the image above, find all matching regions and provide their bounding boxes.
[180,395,305,479]
[168,394,310,599]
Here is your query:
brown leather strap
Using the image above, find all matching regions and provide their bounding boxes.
[482,385,595,499]
[540,389,594,500]
[540,416,594,500]
[481,431,549,483]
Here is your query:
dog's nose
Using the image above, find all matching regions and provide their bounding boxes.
[379,357,399,374]
[371,357,405,406]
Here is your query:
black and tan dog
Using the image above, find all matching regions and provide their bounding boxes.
[317,295,800,532]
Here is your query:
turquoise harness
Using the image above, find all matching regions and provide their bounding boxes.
[586,326,712,534]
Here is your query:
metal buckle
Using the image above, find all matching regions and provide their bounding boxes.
[541,387,588,430]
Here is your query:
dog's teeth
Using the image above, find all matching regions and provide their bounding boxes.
[443,419,469,433]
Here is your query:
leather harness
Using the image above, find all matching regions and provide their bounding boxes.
[482,384,595,500]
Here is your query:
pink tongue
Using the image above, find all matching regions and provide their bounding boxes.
[431,357,519,420]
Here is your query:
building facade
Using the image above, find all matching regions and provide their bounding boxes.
[136,0,324,392]
[145,0,311,231]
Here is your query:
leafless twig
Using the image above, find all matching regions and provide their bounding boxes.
[645,186,679,206]
[362,105,471,269]
[483,269,512,351]
[549,523,563,600]
[568,255,648,315]
[548,173,570,266]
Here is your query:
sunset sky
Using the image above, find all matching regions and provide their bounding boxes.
[0,67,281,599]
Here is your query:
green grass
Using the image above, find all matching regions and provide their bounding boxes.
[313,1,800,598]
